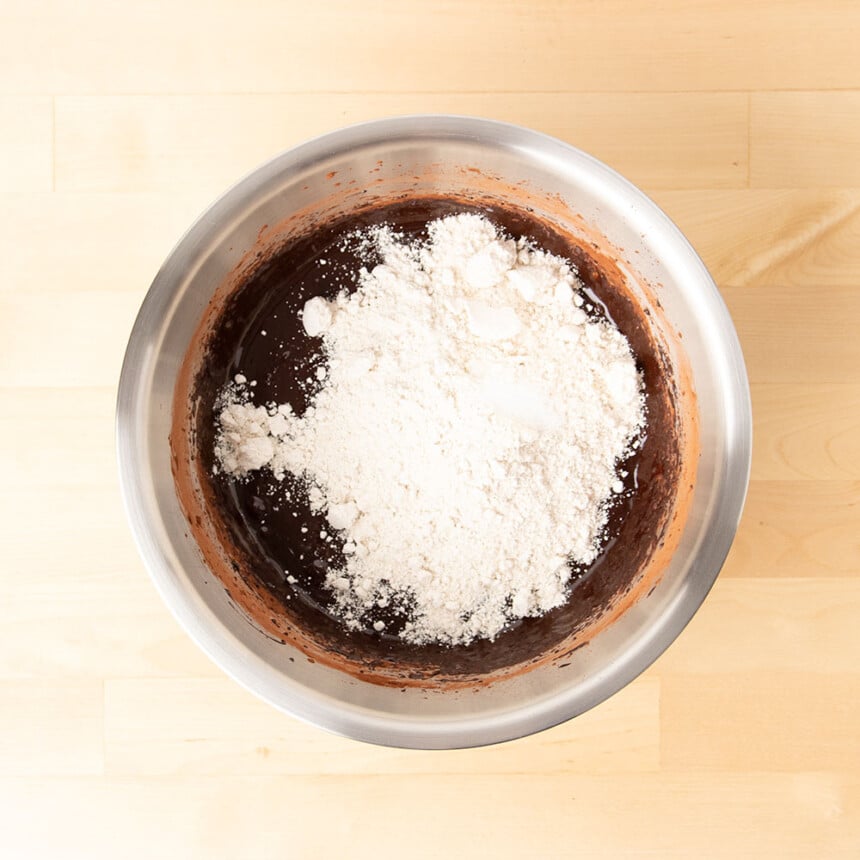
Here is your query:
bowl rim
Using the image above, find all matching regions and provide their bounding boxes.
[117,114,752,748]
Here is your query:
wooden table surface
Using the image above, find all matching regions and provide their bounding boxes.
[2,1,859,857]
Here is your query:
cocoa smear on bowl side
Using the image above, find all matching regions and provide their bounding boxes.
[170,173,699,689]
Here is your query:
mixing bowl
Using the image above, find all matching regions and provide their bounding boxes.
[117,115,751,748]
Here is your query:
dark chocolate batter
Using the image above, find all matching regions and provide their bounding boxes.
[186,198,681,683]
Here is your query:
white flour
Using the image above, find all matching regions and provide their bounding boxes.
[214,213,644,645]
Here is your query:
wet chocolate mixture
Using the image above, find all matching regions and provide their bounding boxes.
[188,197,681,681]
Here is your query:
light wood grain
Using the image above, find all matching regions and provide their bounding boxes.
[3,0,860,856]
[3,388,116,486]
[0,96,53,192]
[750,384,860,480]
[0,291,142,387]
[0,593,217,681]
[728,481,860,578]
[655,578,860,675]
[722,285,860,384]
[2,510,214,681]
[752,92,860,188]
[0,192,212,293]
[1,773,858,860]
[54,92,747,192]
[4,1,860,95]
[104,676,659,776]
[3,485,139,583]
[661,672,860,772]
[0,681,104,776]
[654,189,860,288]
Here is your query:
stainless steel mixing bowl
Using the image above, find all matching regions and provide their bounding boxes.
[117,115,751,749]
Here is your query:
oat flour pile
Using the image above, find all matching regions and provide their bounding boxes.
[214,213,644,645]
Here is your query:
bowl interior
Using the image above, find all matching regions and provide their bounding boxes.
[117,116,750,748]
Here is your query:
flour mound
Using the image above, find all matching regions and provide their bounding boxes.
[214,213,644,646]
